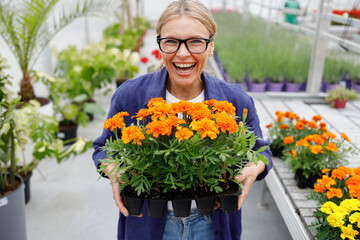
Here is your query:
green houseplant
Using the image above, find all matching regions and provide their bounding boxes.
[99,98,269,217]
[325,86,359,108]
[0,0,117,103]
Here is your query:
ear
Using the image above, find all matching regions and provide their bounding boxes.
[208,38,215,56]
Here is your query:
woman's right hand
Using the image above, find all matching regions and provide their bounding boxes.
[102,162,130,217]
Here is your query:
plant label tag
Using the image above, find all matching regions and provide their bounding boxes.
[0,197,8,208]
[57,132,65,138]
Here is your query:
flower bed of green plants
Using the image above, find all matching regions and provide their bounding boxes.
[213,12,312,85]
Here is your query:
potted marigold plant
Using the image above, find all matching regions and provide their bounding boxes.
[325,86,359,109]
[266,111,327,158]
[308,166,360,240]
[284,132,356,188]
[99,98,269,217]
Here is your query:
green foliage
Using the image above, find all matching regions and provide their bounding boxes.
[214,13,311,84]
[325,86,359,107]
[0,0,118,99]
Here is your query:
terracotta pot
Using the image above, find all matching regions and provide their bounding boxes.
[334,99,347,109]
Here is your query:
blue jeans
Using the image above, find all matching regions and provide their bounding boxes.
[162,209,214,240]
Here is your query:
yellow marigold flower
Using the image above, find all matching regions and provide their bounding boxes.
[306,121,318,129]
[325,142,339,152]
[132,109,151,120]
[331,169,347,180]
[340,224,358,240]
[175,127,194,141]
[295,139,309,147]
[295,121,305,130]
[311,145,324,154]
[266,123,272,128]
[340,199,360,213]
[283,136,295,145]
[349,212,360,228]
[321,201,338,214]
[341,132,351,143]
[312,114,322,122]
[322,168,331,174]
[121,126,145,146]
[327,213,345,228]
[326,188,343,199]
[190,118,219,140]
[214,111,238,134]
[280,124,288,130]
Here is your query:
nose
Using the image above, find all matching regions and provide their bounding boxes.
[176,42,190,57]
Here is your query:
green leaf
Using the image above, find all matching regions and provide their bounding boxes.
[249,134,256,149]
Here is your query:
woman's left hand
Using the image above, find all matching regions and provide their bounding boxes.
[235,161,265,210]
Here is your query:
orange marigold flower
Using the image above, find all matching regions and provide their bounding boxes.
[146,120,172,138]
[121,126,145,146]
[189,103,212,121]
[319,122,328,132]
[175,127,194,141]
[311,145,324,154]
[321,168,331,174]
[266,123,272,128]
[353,167,360,175]
[203,99,216,107]
[147,97,167,107]
[295,139,309,147]
[326,188,343,199]
[291,150,297,158]
[346,175,360,188]
[312,115,322,122]
[132,109,151,120]
[295,121,305,130]
[314,183,327,193]
[276,111,285,122]
[280,124,289,130]
[331,169,347,180]
[288,112,297,120]
[325,142,338,152]
[341,132,351,142]
[104,112,128,131]
[319,175,337,189]
[149,101,173,121]
[214,111,238,134]
[348,185,360,199]
[212,100,236,116]
[275,111,283,116]
[323,132,336,140]
[171,100,194,114]
[306,121,318,129]
[190,118,219,140]
[284,136,295,145]
[242,108,248,120]
[337,166,353,175]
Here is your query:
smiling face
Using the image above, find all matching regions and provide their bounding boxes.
[159,15,214,98]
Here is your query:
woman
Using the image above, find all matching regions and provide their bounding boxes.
[92,0,273,239]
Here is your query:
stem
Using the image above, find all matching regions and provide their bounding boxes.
[9,122,15,189]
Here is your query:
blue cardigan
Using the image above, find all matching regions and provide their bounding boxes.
[92,67,273,240]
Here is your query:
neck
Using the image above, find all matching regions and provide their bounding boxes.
[166,77,204,100]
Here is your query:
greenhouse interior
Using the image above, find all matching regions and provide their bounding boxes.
[1,0,360,239]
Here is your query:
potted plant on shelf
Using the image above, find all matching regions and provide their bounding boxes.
[99,98,269,217]
[0,58,27,240]
[0,0,118,104]
[284,131,355,188]
[325,86,359,109]
[322,55,343,92]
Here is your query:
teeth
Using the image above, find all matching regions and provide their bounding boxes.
[174,63,195,68]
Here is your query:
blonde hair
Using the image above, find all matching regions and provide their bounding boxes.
[156,0,217,38]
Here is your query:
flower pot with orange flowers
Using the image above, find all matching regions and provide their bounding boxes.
[99,98,269,217]
[284,132,356,189]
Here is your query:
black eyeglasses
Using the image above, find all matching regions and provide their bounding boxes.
[157,35,214,54]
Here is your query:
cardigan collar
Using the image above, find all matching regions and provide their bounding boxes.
[143,67,228,107]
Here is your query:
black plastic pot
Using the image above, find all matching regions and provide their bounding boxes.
[123,196,144,216]
[270,144,284,158]
[148,199,167,218]
[219,188,242,213]
[171,199,192,217]
[295,169,321,189]
[57,123,78,145]
[195,197,215,216]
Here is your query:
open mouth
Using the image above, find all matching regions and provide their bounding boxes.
[173,63,196,74]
